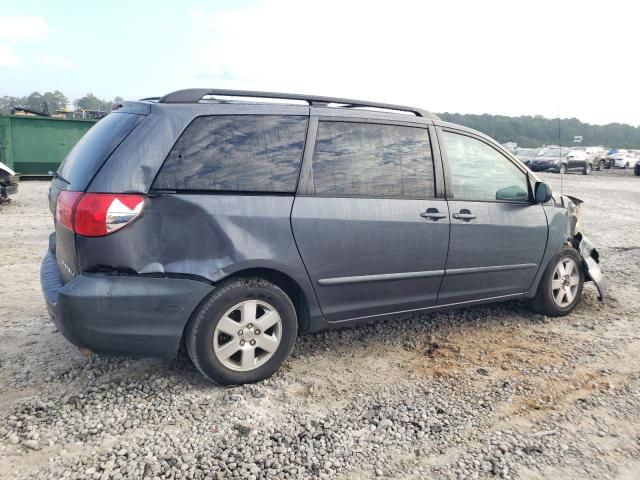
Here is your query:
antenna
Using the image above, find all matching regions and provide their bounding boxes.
[558,111,564,197]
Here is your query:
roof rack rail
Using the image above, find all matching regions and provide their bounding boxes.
[138,97,161,102]
[157,88,438,119]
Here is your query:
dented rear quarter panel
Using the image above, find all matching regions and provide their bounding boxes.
[75,193,324,331]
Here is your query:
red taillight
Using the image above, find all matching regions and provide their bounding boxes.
[56,191,82,231]
[56,192,144,237]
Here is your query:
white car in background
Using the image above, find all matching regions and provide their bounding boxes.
[608,151,636,169]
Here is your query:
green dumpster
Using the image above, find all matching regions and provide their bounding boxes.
[0,115,97,175]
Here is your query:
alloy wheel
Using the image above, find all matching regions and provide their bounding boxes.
[213,300,283,371]
[551,258,580,308]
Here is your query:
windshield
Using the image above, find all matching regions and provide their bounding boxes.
[516,148,538,157]
[539,148,566,158]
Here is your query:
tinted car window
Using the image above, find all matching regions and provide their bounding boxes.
[154,115,308,192]
[443,131,529,202]
[312,121,434,198]
[58,112,144,191]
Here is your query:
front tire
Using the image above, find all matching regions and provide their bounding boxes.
[559,164,566,174]
[186,277,298,385]
[582,163,591,175]
[529,246,584,317]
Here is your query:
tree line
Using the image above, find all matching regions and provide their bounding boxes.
[0,91,122,116]
[438,112,640,149]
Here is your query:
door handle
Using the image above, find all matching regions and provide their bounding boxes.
[420,208,447,220]
[452,209,476,221]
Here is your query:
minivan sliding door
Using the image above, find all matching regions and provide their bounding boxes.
[291,116,449,322]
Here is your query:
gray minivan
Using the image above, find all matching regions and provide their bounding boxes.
[41,89,606,385]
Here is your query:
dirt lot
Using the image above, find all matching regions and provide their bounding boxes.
[0,169,639,479]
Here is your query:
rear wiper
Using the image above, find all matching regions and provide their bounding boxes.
[49,171,70,185]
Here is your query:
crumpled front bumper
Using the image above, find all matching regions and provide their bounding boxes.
[576,233,606,301]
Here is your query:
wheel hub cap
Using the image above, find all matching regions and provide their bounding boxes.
[241,329,255,341]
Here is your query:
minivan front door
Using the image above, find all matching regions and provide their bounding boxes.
[292,118,449,322]
[437,129,548,305]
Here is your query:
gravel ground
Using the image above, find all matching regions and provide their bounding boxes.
[0,169,639,479]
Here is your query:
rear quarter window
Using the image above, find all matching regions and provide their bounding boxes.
[58,113,144,191]
[153,115,308,193]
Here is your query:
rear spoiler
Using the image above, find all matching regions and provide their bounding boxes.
[110,101,151,115]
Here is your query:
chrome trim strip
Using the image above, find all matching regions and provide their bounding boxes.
[328,293,524,323]
[317,269,445,286]
[318,264,536,286]
[445,263,537,276]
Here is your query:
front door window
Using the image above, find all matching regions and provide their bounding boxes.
[442,131,530,203]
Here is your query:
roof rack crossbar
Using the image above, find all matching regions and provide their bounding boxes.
[157,88,438,119]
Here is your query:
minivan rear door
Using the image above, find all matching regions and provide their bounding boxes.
[292,113,449,322]
[48,110,146,283]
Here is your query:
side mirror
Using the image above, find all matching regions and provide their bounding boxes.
[496,185,529,201]
[534,181,553,203]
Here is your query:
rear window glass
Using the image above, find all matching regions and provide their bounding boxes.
[153,115,308,192]
[58,113,143,190]
[312,121,435,198]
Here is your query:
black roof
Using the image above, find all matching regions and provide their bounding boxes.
[155,88,439,120]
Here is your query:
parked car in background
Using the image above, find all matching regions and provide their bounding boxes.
[529,147,569,172]
[607,151,635,169]
[565,150,593,174]
[585,147,608,170]
[0,161,18,198]
[40,89,606,385]
[529,147,592,174]
[514,147,541,166]
[634,157,640,176]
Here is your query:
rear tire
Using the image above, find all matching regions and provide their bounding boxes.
[582,163,591,175]
[185,277,298,385]
[559,164,566,174]
[529,246,584,317]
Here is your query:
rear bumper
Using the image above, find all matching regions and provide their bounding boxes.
[40,251,214,357]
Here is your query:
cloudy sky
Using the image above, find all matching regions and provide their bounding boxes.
[1,0,638,125]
